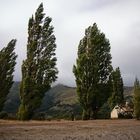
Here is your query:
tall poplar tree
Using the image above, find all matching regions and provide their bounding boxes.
[73,23,112,120]
[0,39,17,111]
[108,67,124,109]
[18,3,58,120]
[133,78,140,120]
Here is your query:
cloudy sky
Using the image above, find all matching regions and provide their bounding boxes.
[0,0,140,86]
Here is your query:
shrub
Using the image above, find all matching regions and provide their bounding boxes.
[0,111,8,119]
[32,112,46,120]
[97,102,111,119]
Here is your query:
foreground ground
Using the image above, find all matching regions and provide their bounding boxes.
[0,119,140,140]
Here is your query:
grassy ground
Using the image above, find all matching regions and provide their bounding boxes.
[0,119,140,140]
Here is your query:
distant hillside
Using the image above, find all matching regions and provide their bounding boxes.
[124,86,133,96]
[37,84,81,119]
[123,86,133,103]
[3,82,134,119]
[3,82,20,113]
[3,82,81,119]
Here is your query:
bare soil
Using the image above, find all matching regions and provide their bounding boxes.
[0,119,140,140]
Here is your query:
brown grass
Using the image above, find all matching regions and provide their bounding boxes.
[0,119,140,140]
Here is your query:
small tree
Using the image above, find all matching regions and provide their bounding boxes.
[0,39,17,111]
[133,78,140,120]
[73,23,112,120]
[18,3,58,120]
[108,67,124,109]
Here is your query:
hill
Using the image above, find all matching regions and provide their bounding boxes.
[3,82,81,119]
[2,82,133,119]
[37,84,81,119]
[3,82,20,113]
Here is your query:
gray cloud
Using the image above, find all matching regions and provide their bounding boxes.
[0,0,140,86]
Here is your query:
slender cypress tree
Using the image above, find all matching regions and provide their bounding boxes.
[133,78,140,120]
[73,23,112,120]
[108,67,124,109]
[0,39,17,111]
[18,3,58,120]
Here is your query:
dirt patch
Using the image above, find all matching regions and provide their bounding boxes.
[0,119,140,140]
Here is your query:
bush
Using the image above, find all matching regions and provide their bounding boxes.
[0,111,8,119]
[118,112,133,119]
[32,112,46,120]
[6,113,17,120]
[97,102,111,119]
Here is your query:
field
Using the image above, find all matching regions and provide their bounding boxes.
[0,120,140,140]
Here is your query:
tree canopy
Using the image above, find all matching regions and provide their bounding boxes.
[108,67,124,109]
[18,3,58,120]
[133,78,140,120]
[0,39,17,111]
[73,23,112,120]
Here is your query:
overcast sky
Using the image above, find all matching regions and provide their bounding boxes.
[0,0,140,86]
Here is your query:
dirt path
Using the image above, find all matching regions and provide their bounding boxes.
[0,119,140,140]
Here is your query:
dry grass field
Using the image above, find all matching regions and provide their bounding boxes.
[0,119,140,140]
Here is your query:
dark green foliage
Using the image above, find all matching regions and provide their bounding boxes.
[0,111,8,119]
[18,3,58,120]
[73,23,112,120]
[0,39,17,112]
[97,102,111,119]
[133,78,140,120]
[118,111,133,119]
[3,82,20,113]
[108,67,124,109]
[32,112,46,120]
